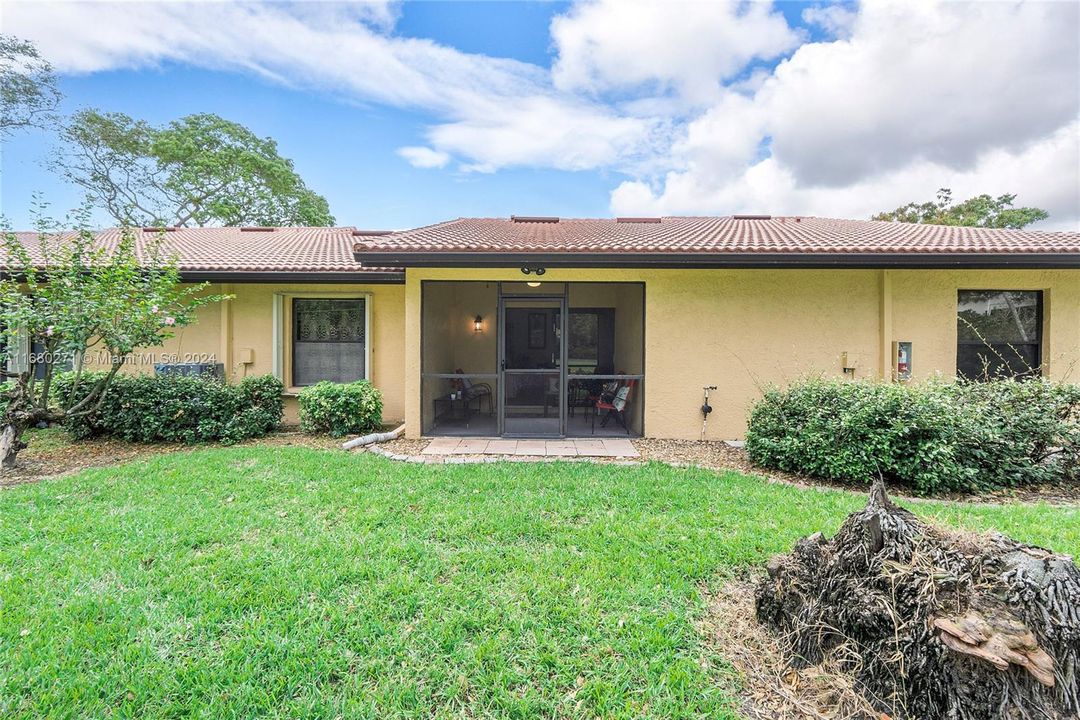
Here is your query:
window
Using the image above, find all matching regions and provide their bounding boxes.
[567,309,614,373]
[31,338,74,379]
[568,312,599,365]
[957,290,1042,380]
[1,323,29,375]
[292,298,367,386]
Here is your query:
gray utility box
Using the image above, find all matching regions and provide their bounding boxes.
[154,363,225,380]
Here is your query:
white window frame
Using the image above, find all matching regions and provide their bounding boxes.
[275,291,372,389]
[4,326,30,375]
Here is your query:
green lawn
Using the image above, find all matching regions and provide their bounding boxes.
[1,448,1076,719]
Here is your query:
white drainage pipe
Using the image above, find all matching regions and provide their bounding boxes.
[341,423,405,450]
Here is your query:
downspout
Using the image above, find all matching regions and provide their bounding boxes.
[879,270,893,380]
[341,423,405,450]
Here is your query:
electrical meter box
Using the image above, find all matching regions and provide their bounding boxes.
[892,341,912,382]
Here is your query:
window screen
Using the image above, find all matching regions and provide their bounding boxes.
[957,290,1042,380]
[292,299,366,386]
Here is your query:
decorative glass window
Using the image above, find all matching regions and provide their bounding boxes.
[957,290,1042,380]
[292,299,366,386]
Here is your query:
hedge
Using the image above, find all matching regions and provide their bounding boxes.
[297,380,383,437]
[745,377,1080,495]
[53,372,284,445]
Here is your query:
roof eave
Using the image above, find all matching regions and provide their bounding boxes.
[178,270,405,283]
[1,269,407,283]
[351,251,1080,270]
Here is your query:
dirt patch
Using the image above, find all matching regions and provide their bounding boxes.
[699,576,877,720]
[1,434,179,487]
[635,439,762,475]
[239,429,345,451]
[634,438,1080,505]
[0,427,349,487]
[376,438,431,456]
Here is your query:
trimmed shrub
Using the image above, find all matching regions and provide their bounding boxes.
[745,377,1080,495]
[237,374,285,425]
[297,380,383,437]
[54,372,284,444]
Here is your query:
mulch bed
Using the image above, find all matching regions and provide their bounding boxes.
[633,438,1080,506]
[0,428,345,487]
[5,432,1078,507]
[376,438,431,457]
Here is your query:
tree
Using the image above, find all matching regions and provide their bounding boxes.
[873,188,1048,229]
[0,34,61,136]
[0,208,229,470]
[54,110,335,227]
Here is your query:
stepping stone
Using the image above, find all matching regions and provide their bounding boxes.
[422,438,460,455]
[516,440,547,456]
[600,439,639,457]
[573,439,609,457]
[484,440,519,455]
[455,439,491,454]
[545,441,577,457]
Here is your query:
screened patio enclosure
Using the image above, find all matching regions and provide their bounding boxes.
[421,281,645,437]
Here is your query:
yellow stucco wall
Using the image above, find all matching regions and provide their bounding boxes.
[403,268,1080,440]
[96,268,1078,438]
[114,282,407,425]
[887,270,1080,383]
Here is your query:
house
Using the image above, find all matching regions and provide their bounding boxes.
[5,216,1080,440]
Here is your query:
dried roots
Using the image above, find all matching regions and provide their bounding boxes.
[756,478,1080,719]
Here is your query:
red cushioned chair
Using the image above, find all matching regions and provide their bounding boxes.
[592,378,636,435]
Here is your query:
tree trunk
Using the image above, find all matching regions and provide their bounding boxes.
[1,372,39,473]
[756,479,1080,719]
[0,421,28,471]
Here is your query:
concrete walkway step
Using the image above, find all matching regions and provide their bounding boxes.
[420,437,639,458]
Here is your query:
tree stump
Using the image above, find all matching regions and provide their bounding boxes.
[755,478,1080,719]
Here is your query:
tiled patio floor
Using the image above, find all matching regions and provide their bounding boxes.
[421,437,639,458]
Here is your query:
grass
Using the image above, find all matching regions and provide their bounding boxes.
[1,448,1076,719]
[17,426,72,453]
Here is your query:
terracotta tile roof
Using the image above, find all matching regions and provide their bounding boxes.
[3,227,400,274]
[6,218,1076,275]
[352,216,1080,256]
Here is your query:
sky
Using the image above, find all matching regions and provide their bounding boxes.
[1,0,1078,231]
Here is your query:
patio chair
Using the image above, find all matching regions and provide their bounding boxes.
[567,380,594,418]
[592,378,636,435]
[454,369,493,416]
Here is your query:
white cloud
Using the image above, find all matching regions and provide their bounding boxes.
[550,0,801,105]
[397,146,451,169]
[763,1,1079,186]
[3,0,1078,228]
[427,96,664,173]
[612,121,1080,230]
[3,0,655,172]
[800,4,856,39]
[610,1,1080,229]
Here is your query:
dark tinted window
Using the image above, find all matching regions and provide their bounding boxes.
[568,312,599,364]
[292,299,366,386]
[957,290,1041,380]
